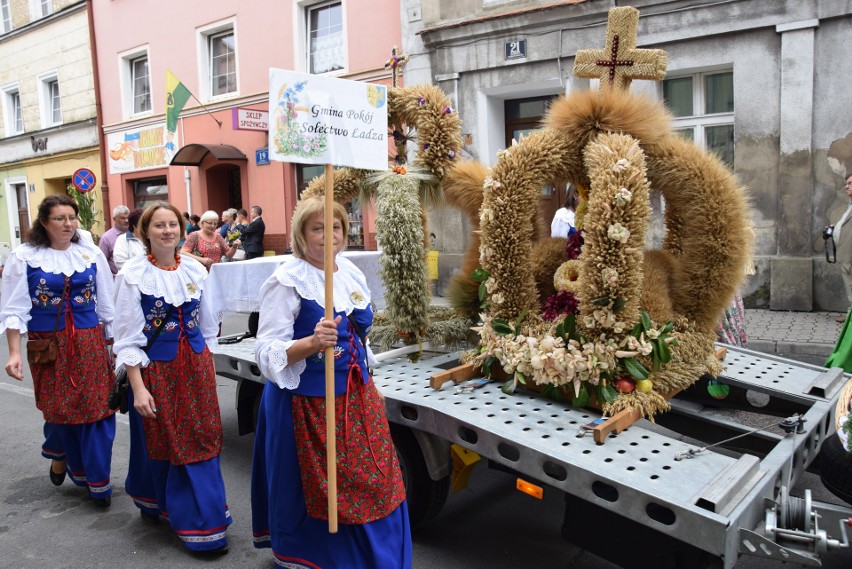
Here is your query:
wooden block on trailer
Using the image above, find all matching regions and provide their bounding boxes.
[429,363,480,390]
[593,407,642,444]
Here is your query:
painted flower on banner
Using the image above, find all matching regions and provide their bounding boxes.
[273,81,328,159]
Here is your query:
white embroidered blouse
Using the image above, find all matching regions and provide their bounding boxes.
[112,254,219,370]
[255,255,376,390]
[0,241,114,336]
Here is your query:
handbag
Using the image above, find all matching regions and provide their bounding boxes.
[108,305,175,413]
[26,289,64,367]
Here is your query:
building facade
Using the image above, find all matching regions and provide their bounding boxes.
[92,0,402,254]
[0,0,103,254]
[402,0,852,312]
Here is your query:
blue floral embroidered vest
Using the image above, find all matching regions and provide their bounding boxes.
[140,294,206,361]
[27,264,99,331]
[290,298,373,397]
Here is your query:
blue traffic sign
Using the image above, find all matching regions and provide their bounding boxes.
[72,168,97,192]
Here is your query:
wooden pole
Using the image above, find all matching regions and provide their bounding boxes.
[323,164,338,533]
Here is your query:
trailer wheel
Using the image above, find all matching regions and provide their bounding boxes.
[391,425,450,530]
[818,433,852,505]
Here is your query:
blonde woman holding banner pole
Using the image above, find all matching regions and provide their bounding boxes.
[250,195,411,568]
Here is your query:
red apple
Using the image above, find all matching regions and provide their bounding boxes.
[613,377,635,393]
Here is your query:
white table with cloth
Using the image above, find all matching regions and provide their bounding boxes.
[206,251,385,322]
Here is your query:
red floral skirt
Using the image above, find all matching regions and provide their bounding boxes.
[30,326,113,424]
[292,375,405,524]
[141,342,222,465]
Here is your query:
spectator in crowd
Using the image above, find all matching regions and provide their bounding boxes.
[241,205,266,260]
[181,210,241,271]
[112,202,230,556]
[218,208,237,240]
[188,214,201,234]
[1,194,116,507]
[551,185,578,239]
[829,173,852,323]
[113,208,147,271]
[99,205,130,275]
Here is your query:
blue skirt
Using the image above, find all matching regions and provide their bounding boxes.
[42,416,115,500]
[251,382,412,569]
[125,393,231,552]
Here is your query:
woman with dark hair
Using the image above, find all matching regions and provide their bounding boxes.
[551,184,579,238]
[0,194,116,507]
[112,201,230,557]
[113,207,147,271]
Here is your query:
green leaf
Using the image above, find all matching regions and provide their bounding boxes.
[482,356,496,377]
[591,295,611,306]
[563,313,577,339]
[661,321,673,335]
[652,349,661,372]
[501,379,516,395]
[612,296,626,313]
[478,282,487,303]
[630,322,643,337]
[657,339,671,364]
[598,384,618,404]
[571,384,590,408]
[492,319,512,336]
[514,309,529,332]
[624,357,649,380]
[515,371,526,385]
[471,267,490,283]
[555,320,565,339]
[640,311,652,332]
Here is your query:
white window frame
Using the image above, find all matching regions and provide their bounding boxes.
[663,68,734,163]
[293,0,347,75]
[29,0,51,19]
[118,45,152,119]
[1,0,11,33]
[37,71,61,127]
[197,18,238,101]
[2,84,23,136]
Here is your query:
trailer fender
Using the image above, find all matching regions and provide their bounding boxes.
[411,428,452,481]
[236,379,264,436]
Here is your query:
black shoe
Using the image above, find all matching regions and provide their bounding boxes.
[49,462,66,486]
[140,510,160,526]
[191,545,229,558]
[92,495,111,508]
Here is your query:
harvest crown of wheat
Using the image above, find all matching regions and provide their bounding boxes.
[303,5,752,421]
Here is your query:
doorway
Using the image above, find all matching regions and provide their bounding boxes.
[504,95,565,233]
[205,164,242,215]
[4,179,30,247]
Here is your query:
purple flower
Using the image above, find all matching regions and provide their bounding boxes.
[418,98,426,105]
[542,291,579,322]
[448,149,456,159]
[565,231,584,260]
[423,143,430,150]
[444,106,453,114]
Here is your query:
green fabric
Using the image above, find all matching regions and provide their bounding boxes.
[166,70,191,133]
[825,308,852,372]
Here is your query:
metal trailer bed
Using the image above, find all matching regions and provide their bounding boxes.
[213,339,851,568]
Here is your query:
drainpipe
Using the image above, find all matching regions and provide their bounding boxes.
[86,0,110,233]
[184,168,192,214]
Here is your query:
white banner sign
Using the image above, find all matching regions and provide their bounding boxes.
[268,68,388,171]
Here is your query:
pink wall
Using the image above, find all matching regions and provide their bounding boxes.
[92,0,401,251]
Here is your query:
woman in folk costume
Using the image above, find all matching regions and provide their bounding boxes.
[112,202,230,557]
[1,194,115,506]
[251,196,412,569]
